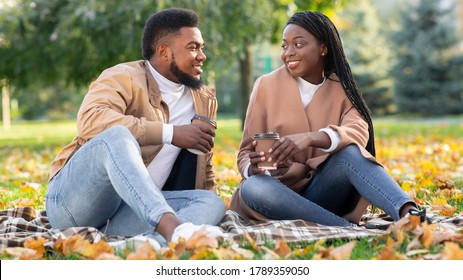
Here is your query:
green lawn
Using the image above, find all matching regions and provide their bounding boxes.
[1,116,462,260]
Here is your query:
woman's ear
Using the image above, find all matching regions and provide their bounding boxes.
[320,44,328,56]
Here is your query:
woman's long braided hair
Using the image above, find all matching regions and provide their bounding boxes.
[287,11,376,156]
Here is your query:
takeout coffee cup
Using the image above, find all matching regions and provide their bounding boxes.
[188,114,217,155]
[253,132,280,170]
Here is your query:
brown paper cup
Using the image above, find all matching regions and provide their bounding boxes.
[188,115,217,155]
[254,132,280,170]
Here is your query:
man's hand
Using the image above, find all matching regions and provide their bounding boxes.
[171,124,215,154]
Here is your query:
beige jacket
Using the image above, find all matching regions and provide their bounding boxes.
[230,66,377,220]
[49,60,218,192]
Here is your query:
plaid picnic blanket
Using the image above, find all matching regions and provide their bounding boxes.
[1,207,462,249]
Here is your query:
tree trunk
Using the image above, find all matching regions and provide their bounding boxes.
[239,40,253,130]
[2,78,11,131]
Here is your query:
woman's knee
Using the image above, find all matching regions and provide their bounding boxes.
[241,175,280,205]
[333,144,363,161]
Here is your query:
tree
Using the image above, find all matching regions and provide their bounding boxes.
[336,0,395,116]
[1,0,347,125]
[0,0,156,121]
[162,0,347,127]
[390,0,463,115]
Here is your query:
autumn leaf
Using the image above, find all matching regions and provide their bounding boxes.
[213,246,253,260]
[185,229,219,249]
[59,235,113,259]
[243,232,258,252]
[24,236,46,258]
[329,240,356,260]
[126,241,158,260]
[5,247,38,260]
[376,237,407,260]
[273,240,291,258]
[20,182,42,194]
[431,204,457,216]
[420,223,434,249]
[439,242,463,260]
[260,246,281,260]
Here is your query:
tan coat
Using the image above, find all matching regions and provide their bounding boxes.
[230,66,377,221]
[49,60,218,192]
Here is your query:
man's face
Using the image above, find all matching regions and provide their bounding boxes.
[166,27,206,89]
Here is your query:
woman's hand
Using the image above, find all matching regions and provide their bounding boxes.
[248,140,267,176]
[268,131,331,167]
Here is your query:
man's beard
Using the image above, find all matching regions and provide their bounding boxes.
[169,55,203,89]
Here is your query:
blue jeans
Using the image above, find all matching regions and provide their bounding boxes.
[241,145,415,226]
[46,125,226,244]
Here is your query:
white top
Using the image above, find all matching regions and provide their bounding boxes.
[146,63,196,189]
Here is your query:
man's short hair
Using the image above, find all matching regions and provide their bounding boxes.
[141,8,199,60]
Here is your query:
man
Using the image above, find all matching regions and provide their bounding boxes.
[45,8,226,248]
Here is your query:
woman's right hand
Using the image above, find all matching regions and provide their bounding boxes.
[248,140,267,176]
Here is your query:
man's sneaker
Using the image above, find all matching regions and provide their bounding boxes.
[108,235,161,251]
[171,222,224,243]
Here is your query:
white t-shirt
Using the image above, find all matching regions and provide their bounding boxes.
[146,63,196,189]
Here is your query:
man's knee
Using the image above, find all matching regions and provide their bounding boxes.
[98,125,139,150]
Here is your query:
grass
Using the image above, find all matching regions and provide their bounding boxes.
[1,116,462,259]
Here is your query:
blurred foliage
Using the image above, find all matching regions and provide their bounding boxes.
[390,0,463,115]
[0,0,346,120]
[336,0,395,115]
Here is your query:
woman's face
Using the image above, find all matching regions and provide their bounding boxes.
[280,24,327,84]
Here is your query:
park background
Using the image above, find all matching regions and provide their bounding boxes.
[1,0,463,260]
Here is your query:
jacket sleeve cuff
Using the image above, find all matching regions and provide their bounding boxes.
[319,128,341,153]
[143,121,164,145]
[162,124,173,144]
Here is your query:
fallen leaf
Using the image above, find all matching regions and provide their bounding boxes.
[420,223,434,249]
[185,229,219,249]
[126,241,158,260]
[5,247,38,260]
[273,240,291,258]
[24,236,46,258]
[329,240,356,260]
[439,242,463,260]
[431,204,457,217]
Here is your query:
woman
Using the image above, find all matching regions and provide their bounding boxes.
[230,11,424,226]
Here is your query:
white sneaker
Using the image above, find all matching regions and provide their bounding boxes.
[171,222,224,243]
[108,235,161,252]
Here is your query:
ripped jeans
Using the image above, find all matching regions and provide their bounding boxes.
[46,125,226,244]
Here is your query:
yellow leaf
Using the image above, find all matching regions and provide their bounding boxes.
[329,240,356,260]
[243,232,258,251]
[10,198,34,208]
[439,242,463,260]
[273,240,291,258]
[86,240,114,259]
[95,253,123,260]
[431,204,457,217]
[20,182,41,194]
[185,229,219,249]
[24,236,46,258]
[420,224,434,249]
[126,241,158,260]
[5,247,38,260]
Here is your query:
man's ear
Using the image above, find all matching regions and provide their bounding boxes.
[156,44,170,61]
